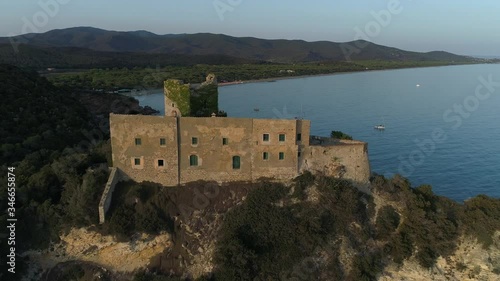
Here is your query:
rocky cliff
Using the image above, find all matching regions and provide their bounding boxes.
[24,175,500,280]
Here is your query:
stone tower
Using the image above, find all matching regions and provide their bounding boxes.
[164,74,219,117]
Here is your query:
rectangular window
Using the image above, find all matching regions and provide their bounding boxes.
[190,155,198,166]
[298,151,301,158]
[279,134,286,142]
[135,138,141,145]
[232,156,241,169]
[134,158,141,165]
[263,152,269,160]
[192,137,198,145]
[263,134,270,142]
[160,138,166,146]
[158,159,164,167]
[222,138,228,145]
[297,133,302,142]
[279,152,285,160]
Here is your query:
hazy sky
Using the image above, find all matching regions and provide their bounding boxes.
[2,0,500,56]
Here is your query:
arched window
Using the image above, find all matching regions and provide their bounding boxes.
[232,156,241,169]
[189,155,198,166]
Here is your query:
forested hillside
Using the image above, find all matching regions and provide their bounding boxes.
[0,44,263,69]
[0,65,119,280]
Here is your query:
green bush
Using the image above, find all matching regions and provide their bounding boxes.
[375,205,400,239]
[109,205,136,237]
[292,171,315,199]
[348,250,384,281]
[135,204,168,233]
[104,181,174,238]
[384,230,413,265]
[213,177,377,280]
[330,130,353,140]
[462,195,500,248]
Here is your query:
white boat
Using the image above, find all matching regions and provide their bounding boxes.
[374,124,385,130]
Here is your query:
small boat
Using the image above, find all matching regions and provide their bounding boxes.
[253,108,260,112]
[374,124,385,130]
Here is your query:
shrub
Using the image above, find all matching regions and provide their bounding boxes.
[456,262,467,272]
[348,250,384,281]
[108,205,135,237]
[292,171,315,199]
[330,130,353,140]
[213,177,377,280]
[384,230,413,265]
[462,195,500,248]
[375,205,400,239]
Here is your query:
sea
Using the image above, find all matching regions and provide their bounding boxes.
[134,64,500,202]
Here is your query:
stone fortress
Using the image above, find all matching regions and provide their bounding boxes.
[99,74,371,223]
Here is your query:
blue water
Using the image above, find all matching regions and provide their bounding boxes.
[136,64,500,202]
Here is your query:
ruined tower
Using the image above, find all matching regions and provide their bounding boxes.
[164,74,219,117]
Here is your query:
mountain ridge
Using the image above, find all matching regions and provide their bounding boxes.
[1,26,476,64]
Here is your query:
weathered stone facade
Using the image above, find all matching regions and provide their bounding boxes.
[300,138,371,184]
[110,114,179,186]
[109,75,370,188]
[110,114,312,185]
[110,114,371,186]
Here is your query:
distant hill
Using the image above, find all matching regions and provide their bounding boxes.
[0,26,476,64]
[0,43,263,69]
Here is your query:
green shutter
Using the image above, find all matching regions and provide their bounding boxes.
[232,156,241,169]
[190,155,198,166]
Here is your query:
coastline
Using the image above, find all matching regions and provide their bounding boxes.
[216,63,479,87]
[218,72,346,87]
[126,62,489,92]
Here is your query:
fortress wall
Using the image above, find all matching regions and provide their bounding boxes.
[98,167,120,224]
[301,141,371,185]
[296,120,311,146]
[178,117,254,183]
[110,114,179,186]
[110,112,369,187]
[296,120,311,171]
[251,119,300,180]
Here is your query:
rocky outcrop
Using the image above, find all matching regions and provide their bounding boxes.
[25,178,500,280]
[23,228,171,279]
[379,231,500,280]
